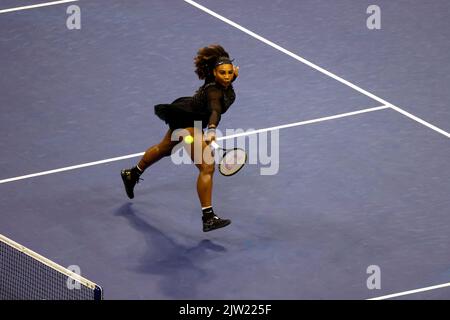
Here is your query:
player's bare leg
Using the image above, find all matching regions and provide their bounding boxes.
[184,127,231,232]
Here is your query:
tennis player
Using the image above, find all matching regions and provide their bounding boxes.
[121,44,238,232]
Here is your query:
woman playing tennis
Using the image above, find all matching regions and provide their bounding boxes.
[121,44,239,232]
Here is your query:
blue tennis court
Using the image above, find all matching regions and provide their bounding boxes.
[1,0,449,300]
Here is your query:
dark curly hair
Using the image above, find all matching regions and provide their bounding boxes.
[194,44,230,80]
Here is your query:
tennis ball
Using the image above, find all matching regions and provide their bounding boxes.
[184,135,194,144]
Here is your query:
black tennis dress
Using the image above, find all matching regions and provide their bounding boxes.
[154,78,236,131]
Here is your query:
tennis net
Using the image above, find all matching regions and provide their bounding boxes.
[0,233,102,300]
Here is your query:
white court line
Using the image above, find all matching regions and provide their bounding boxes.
[0,0,78,14]
[184,0,450,139]
[0,105,387,184]
[368,282,450,300]
[221,105,388,140]
[0,152,144,184]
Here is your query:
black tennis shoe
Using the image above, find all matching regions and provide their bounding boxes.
[120,168,141,199]
[202,215,231,232]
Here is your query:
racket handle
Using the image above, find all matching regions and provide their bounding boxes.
[211,141,220,150]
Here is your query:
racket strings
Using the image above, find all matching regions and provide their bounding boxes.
[219,149,247,176]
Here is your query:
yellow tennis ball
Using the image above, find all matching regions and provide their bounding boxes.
[184,135,194,144]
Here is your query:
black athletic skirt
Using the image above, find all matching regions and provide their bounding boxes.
[154,97,208,130]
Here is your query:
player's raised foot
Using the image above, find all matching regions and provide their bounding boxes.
[202,215,231,232]
[120,167,142,199]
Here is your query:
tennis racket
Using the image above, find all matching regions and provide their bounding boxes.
[210,141,247,176]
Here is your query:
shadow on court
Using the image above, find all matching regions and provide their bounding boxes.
[115,203,227,298]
